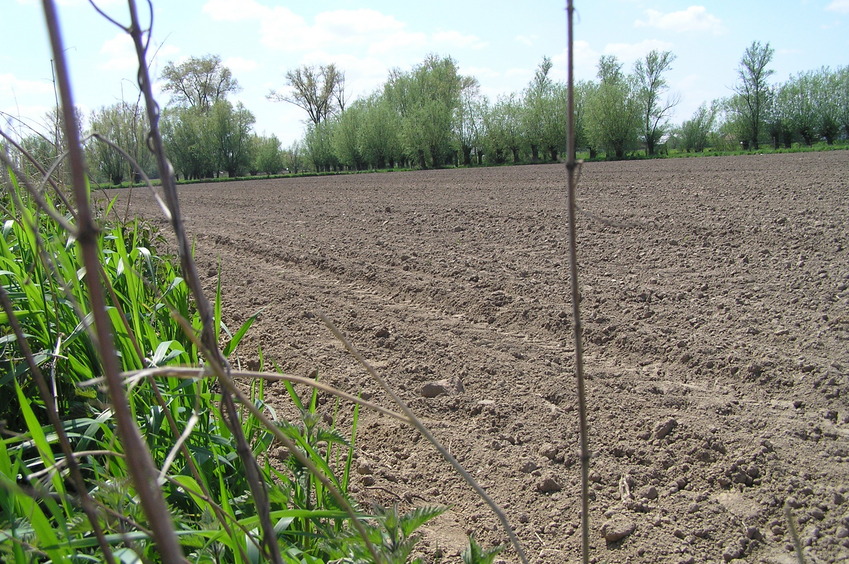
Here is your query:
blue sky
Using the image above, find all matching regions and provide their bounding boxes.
[2,0,848,146]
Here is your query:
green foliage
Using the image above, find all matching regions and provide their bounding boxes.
[462,536,503,564]
[160,54,240,113]
[324,504,445,564]
[633,50,678,156]
[87,101,155,185]
[584,55,641,159]
[163,101,256,179]
[678,102,717,153]
[733,41,775,150]
[386,54,469,168]
[251,133,286,176]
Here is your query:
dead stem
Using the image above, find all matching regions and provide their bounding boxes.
[41,1,183,561]
[565,2,592,563]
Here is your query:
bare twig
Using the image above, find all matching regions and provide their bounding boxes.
[92,366,414,425]
[565,2,592,563]
[40,2,185,562]
[784,504,806,564]
[120,1,283,560]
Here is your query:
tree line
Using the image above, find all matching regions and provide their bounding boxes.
[6,44,848,185]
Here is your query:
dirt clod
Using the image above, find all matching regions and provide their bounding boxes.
[600,515,636,542]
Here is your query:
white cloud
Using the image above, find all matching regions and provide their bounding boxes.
[223,56,259,73]
[603,39,675,65]
[202,0,268,21]
[98,33,139,71]
[826,0,849,13]
[515,34,538,47]
[551,39,599,81]
[0,73,55,97]
[202,1,483,59]
[431,30,487,50]
[635,6,725,34]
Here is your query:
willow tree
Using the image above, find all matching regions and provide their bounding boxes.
[733,41,774,150]
[161,55,240,113]
[634,50,679,155]
[385,55,467,168]
[585,55,641,159]
[269,64,346,126]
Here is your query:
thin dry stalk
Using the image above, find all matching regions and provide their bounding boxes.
[319,313,530,564]
[565,1,592,562]
[115,1,283,560]
[40,1,185,561]
[108,366,414,424]
[784,504,806,563]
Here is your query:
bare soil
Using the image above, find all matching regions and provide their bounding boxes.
[115,151,849,563]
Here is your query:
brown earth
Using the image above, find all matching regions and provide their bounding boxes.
[114,151,849,563]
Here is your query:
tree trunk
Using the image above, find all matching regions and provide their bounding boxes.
[530,144,539,162]
[511,147,520,163]
[462,145,472,166]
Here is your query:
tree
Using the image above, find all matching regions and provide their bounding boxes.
[332,100,366,170]
[284,141,304,174]
[522,56,554,162]
[836,66,849,139]
[679,102,717,152]
[209,101,255,177]
[733,41,774,150]
[815,67,841,145]
[484,94,523,163]
[765,84,793,149]
[781,71,819,146]
[251,134,284,176]
[269,64,346,126]
[634,50,679,155]
[87,101,153,185]
[385,55,466,168]
[573,80,594,157]
[162,107,216,180]
[357,93,402,169]
[303,121,337,172]
[454,79,486,166]
[161,55,240,113]
[584,55,641,159]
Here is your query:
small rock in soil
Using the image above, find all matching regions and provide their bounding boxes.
[653,417,678,439]
[638,485,658,500]
[600,515,636,542]
[536,474,562,494]
[420,380,451,398]
[539,442,557,459]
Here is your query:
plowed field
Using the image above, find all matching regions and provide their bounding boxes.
[116,151,849,563]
